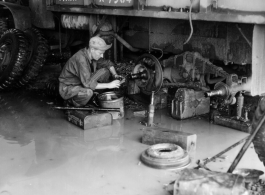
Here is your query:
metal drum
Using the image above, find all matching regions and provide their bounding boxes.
[97,91,124,119]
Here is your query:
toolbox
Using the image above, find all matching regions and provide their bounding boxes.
[171,88,210,120]
[67,110,113,130]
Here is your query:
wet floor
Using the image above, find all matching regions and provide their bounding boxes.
[0,90,265,195]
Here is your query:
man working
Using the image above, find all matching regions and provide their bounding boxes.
[59,36,123,107]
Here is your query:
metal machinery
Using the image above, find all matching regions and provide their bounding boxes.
[0,0,265,164]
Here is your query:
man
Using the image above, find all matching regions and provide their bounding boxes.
[59,36,122,107]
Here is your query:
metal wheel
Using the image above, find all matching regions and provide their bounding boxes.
[134,54,163,95]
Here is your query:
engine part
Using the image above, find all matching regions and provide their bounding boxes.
[237,92,244,119]
[147,91,155,126]
[171,88,210,120]
[0,29,28,90]
[205,82,230,99]
[97,91,124,119]
[133,54,163,95]
[140,143,191,170]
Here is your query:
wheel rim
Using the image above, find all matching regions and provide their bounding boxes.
[135,54,163,95]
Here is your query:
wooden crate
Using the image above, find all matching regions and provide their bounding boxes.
[142,127,197,155]
[67,110,113,130]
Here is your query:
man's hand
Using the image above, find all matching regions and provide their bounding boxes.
[114,75,125,84]
[108,80,121,89]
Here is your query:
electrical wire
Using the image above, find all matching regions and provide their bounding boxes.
[236,24,252,48]
[184,0,194,45]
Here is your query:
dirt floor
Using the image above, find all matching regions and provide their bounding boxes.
[0,89,265,195]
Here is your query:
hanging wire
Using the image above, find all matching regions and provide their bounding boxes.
[184,0,194,45]
[236,24,252,48]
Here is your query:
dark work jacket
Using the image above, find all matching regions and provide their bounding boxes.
[58,48,114,99]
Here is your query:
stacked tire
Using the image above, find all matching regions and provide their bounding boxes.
[251,97,265,166]
[0,27,48,90]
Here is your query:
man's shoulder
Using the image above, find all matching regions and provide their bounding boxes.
[73,48,86,57]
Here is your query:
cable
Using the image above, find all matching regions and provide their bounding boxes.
[184,0,194,45]
[236,24,252,48]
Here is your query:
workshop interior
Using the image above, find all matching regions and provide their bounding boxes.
[0,0,265,194]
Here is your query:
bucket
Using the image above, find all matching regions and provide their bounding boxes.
[97,91,124,119]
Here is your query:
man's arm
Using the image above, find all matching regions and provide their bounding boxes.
[95,80,121,89]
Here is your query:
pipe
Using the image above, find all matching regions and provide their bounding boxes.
[53,106,120,112]
[98,31,141,52]
[206,74,225,84]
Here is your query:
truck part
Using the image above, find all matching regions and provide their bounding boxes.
[140,143,191,170]
[205,82,230,99]
[167,169,247,195]
[97,91,125,119]
[0,2,31,30]
[133,54,163,95]
[18,28,49,87]
[147,91,155,126]
[227,98,265,172]
[171,88,210,120]
[0,29,28,90]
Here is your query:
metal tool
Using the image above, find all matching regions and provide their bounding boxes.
[53,106,121,112]
[195,136,249,170]
[147,91,155,126]
[227,113,265,173]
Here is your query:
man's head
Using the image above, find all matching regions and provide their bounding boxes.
[89,36,112,60]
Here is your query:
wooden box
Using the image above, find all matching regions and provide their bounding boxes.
[67,110,113,130]
[142,127,197,154]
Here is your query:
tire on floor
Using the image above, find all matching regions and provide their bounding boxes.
[17,28,49,87]
[251,97,265,166]
[0,28,28,90]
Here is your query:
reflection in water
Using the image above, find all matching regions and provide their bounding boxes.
[0,91,125,177]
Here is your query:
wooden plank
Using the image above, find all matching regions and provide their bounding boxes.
[142,127,197,155]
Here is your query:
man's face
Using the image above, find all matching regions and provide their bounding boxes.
[91,48,105,61]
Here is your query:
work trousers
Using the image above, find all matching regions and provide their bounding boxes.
[59,68,110,107]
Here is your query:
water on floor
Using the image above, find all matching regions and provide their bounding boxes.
[0,90,264,195]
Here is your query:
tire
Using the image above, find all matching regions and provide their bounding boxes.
[0,29,28,90]
[0,18,8,37]
[251,97,265,166]
[17,28,49,87]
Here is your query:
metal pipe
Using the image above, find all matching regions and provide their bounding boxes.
[197,136,249,168]
[147,91,155,127]
[227,113,265,173]
[53,106,120,112]
[98,31,141,52]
